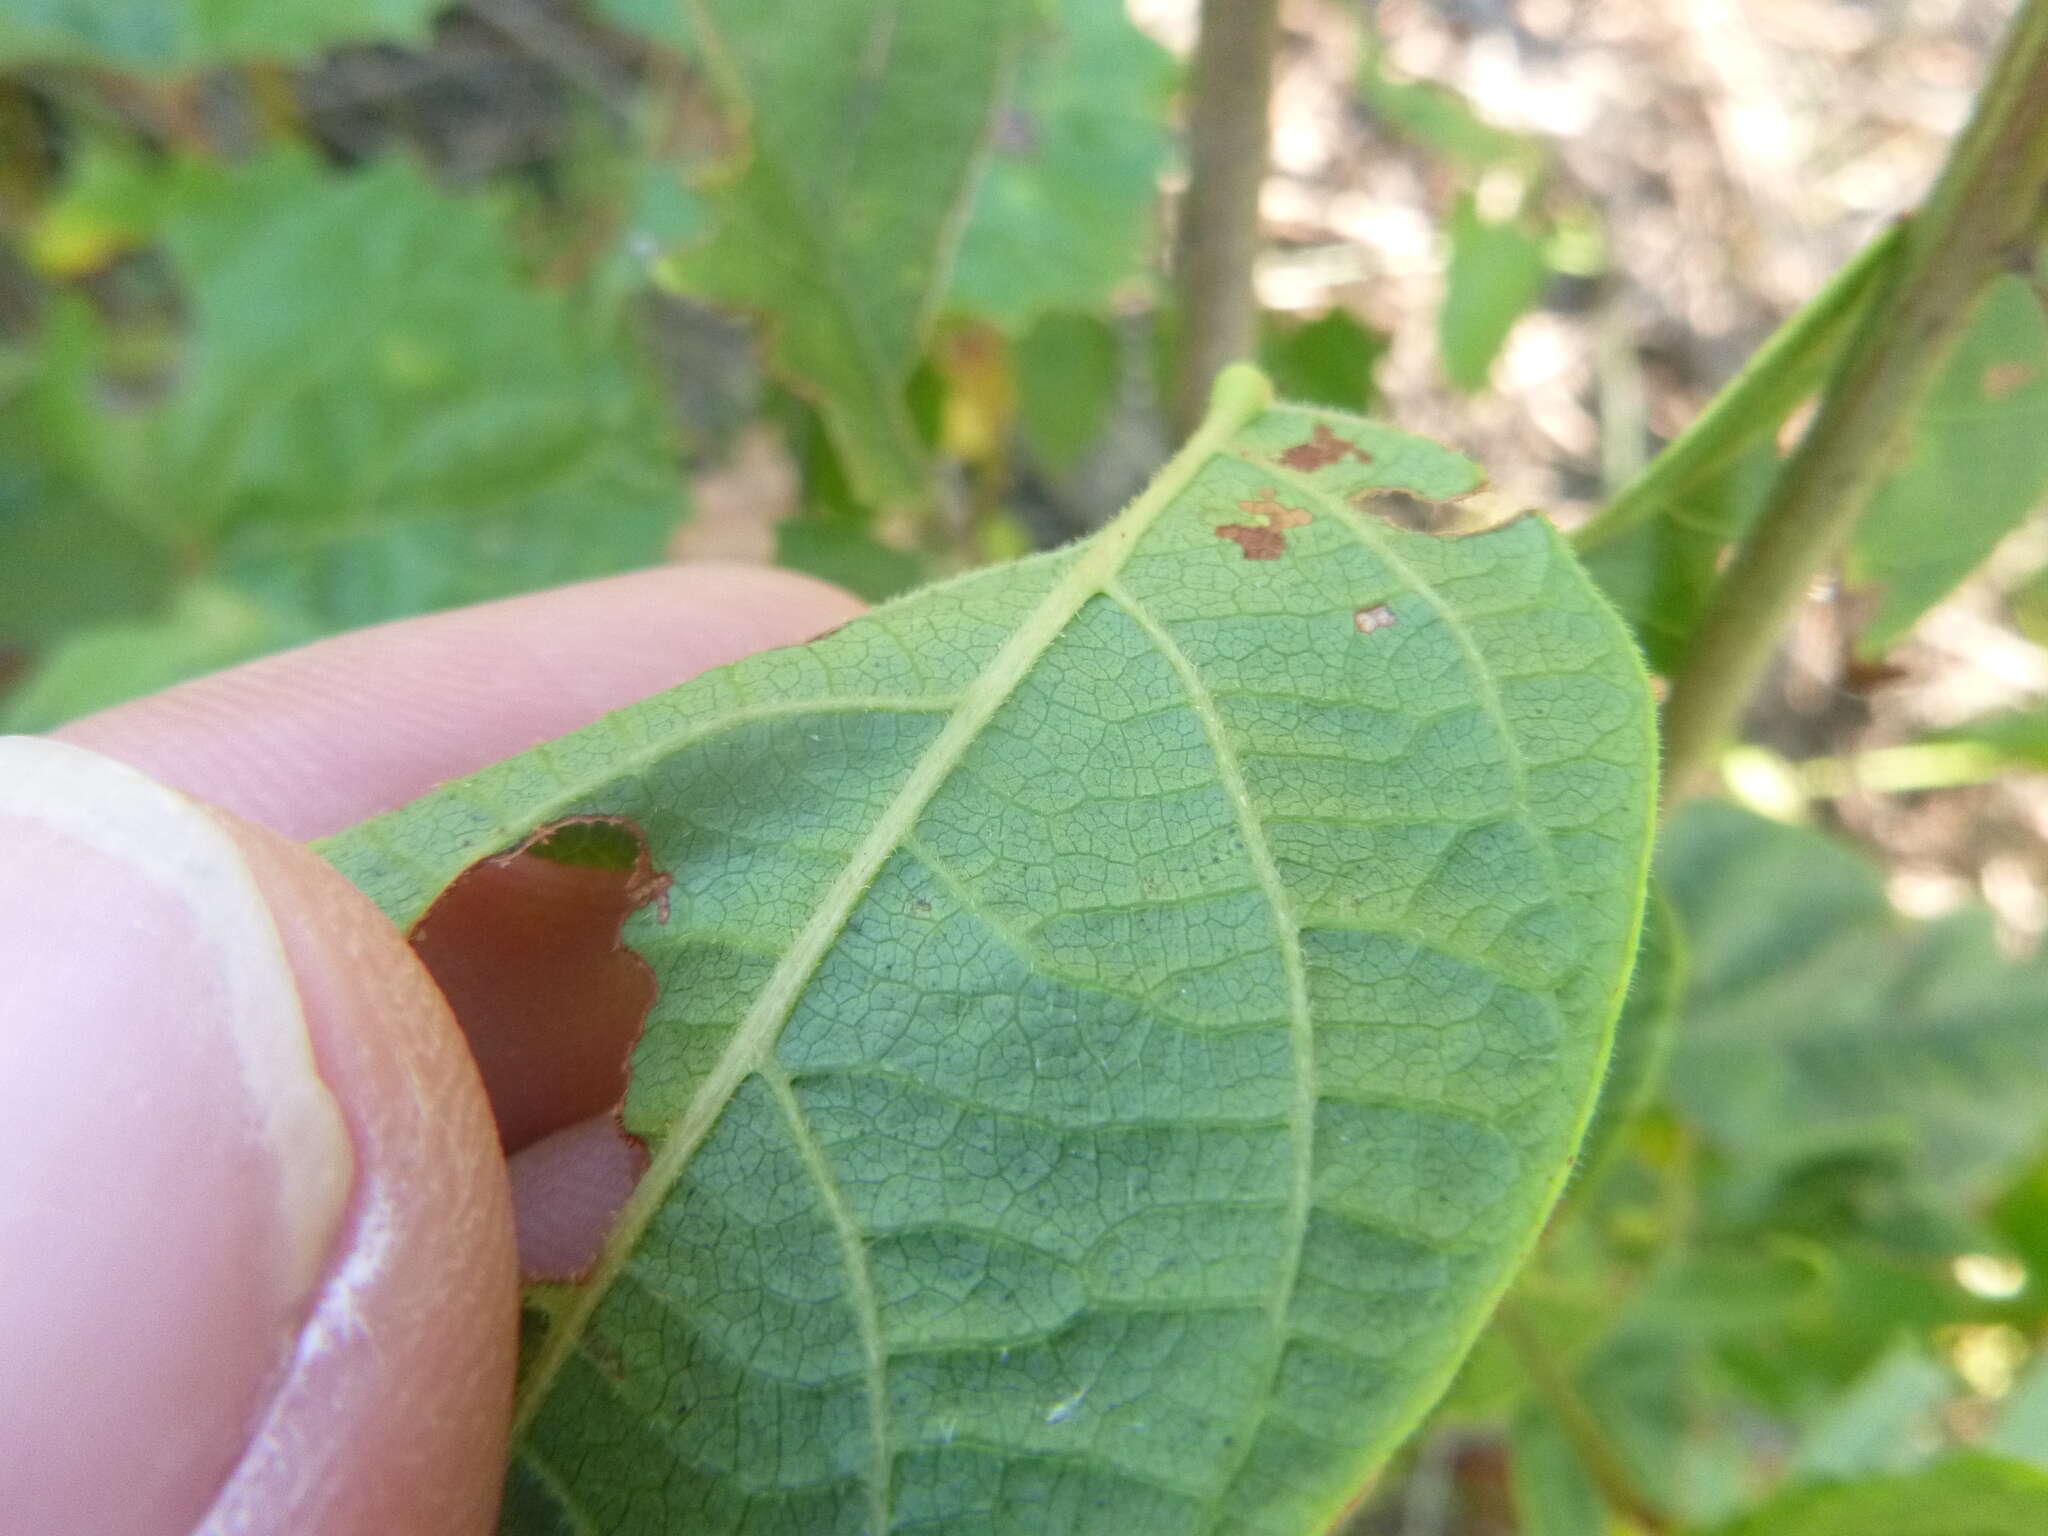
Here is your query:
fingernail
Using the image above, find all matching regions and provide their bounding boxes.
[0,737,355,1535]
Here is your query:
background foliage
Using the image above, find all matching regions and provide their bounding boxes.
[3,0,2048,1531]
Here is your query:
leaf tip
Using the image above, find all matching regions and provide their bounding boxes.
[1208,361,1276,427]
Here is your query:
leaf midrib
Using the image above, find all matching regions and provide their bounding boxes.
[506,371,1278,1509]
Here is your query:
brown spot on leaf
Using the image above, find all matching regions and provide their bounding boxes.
[1216,523,1288,559]
[1984,361,2036,400]
[1216,486,1314,558]
[1354,604,1397,634]
[1238,489,1312,529]
[1279,422,1375,471]
[1362,492,1444,533]
[1354,485,1525,538]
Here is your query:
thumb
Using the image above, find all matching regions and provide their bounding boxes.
[0,737,517,1536]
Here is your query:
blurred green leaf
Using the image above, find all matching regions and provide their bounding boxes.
[773,513,926,601]
[598,0,697,52]
[2011,558,2048,647]
[770,386,933,598]
[1508,1408,1605,1536]
[1576,887,1685,1189]
[1791,1344,1953,1480]
[0,307,175,648]
[1720,1243,1983,1407]
[668,0,1022,511]
[1989,1356,2048,1469]
[1990,1158,2048,1321]
[22,137,170,277]
[1850,275,2048,654]
[2,151,683,709]
[1664,802,2048,1210]
[1012,309,1120,473]
[1259,308,1386,416]
[1439,195,1548,393]
[608,159,712,293]
[1574,227,1903,669]
[0,0,438,70]
[1706,1455,2048,1536]
[1580,437,1781,674]
[947,0,1174,331]
[0,583,306,732]
[1629,1239,1833,1342]
[1589,265,2048,672]
[1356,39,1543,177]
[162,153,681,629]
[1575,1322,1755,1525]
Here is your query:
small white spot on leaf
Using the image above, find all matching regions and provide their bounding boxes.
[1355,604,1397,634]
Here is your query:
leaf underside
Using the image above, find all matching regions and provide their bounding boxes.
[322,373,1656,1535]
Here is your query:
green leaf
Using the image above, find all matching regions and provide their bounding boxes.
[321,373,1656,1533]
[0,582,306,732]
[0,305,174,649]
[947,0,1175,331]
[1988,1356,2048,1469]
[22,136,172,277]
[1791,1344,1953,1480]
[1355,40,1543,179]
[1509,1407,1605,1536]
[1629,1239,1833,1347]
[774,515,930,603]
[1013,310,1123,474]
[1663,803,2048,1209]
[1579,437,1781,675]
[1706,1456,2048,1536]
[670,0,1022,510]
[10,152,683,645]
[0,0,437,69]
[1572,226,1903,666]
[1575,884,1684,1189]
[1259,310,1386,418]
[1849,275,2048,654]
[598,0,697,52]
[1574,1321,1753,1525]
[1586,264,2048,669]
[2011,558,2048,648]
[1439,196,1548,393]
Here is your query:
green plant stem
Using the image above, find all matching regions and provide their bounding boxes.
[1799,739,2011,797]
[1497,1299,1674,1534]
[1171,0,1281,437]
[1657,0,2048,804]
[1570,224,1903,556]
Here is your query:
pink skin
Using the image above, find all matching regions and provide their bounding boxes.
[4,562,861,1534]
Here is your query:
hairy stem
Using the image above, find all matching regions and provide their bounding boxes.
[1657,0,2048,804]
[1171,0,1281,437]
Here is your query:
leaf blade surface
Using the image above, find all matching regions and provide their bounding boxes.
[322,372,1657,1533]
